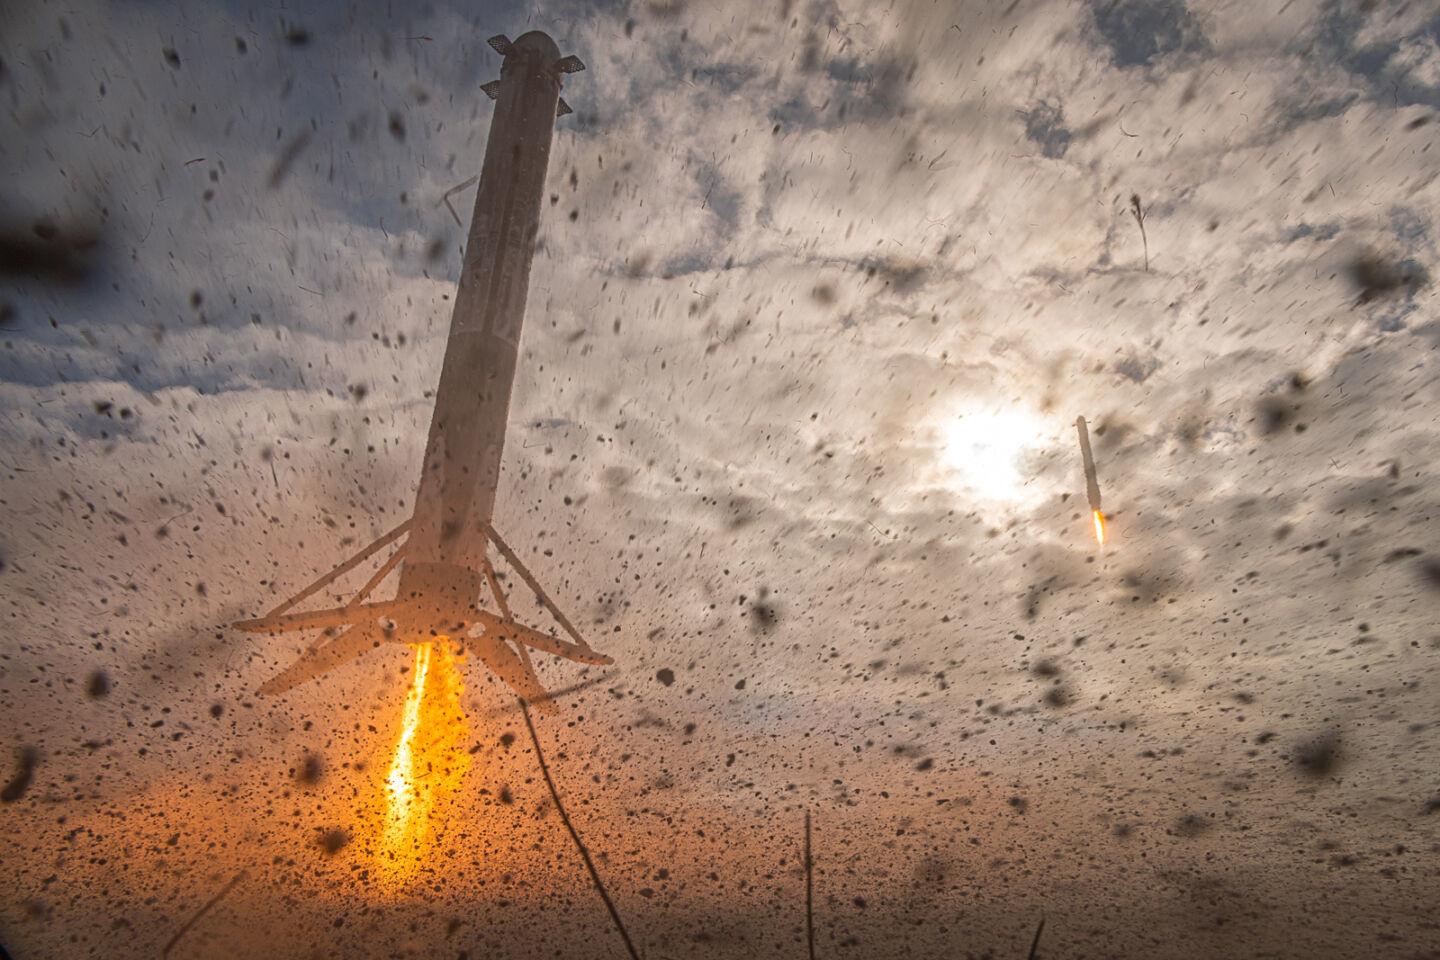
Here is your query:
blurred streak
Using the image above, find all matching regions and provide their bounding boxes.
[0,217,102,284]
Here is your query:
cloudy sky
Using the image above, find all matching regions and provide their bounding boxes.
[3,0,1439,957]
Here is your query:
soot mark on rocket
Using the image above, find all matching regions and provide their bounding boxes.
[86,670,111,698]
[1,746,38,802]
[295,753,324,785]
[1293,730,1342,778]
[318,828,349,854]
[1347,253,1428,305]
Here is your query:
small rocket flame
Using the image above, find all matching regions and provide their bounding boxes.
[1091,509,1107,547]
[379,639,470,885]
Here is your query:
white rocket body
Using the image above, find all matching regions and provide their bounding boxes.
[1075,416,1103,513]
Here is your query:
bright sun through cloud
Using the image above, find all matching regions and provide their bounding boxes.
[938,408,1049,504]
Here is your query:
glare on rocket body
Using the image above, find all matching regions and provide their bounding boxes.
[1075,416,1106,546]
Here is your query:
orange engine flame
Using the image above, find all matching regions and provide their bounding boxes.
[1091,509,1107,547]
[378,639,471,886]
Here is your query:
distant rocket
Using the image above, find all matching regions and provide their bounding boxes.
[1075,416,1106,546]
[1075,416,1102,511]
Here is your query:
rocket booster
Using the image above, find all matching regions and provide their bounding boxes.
[1075,416,1102,513]
[1076,416,1106,546]
[237,31,612,705]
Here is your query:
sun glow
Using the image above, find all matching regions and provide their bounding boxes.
[939,408,1048,503]
[378,640,471,885]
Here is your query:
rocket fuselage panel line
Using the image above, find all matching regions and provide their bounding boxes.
[406,32,565,572]
[1075,415,1102,512]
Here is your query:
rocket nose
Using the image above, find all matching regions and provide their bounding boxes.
[511,30,562,63]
